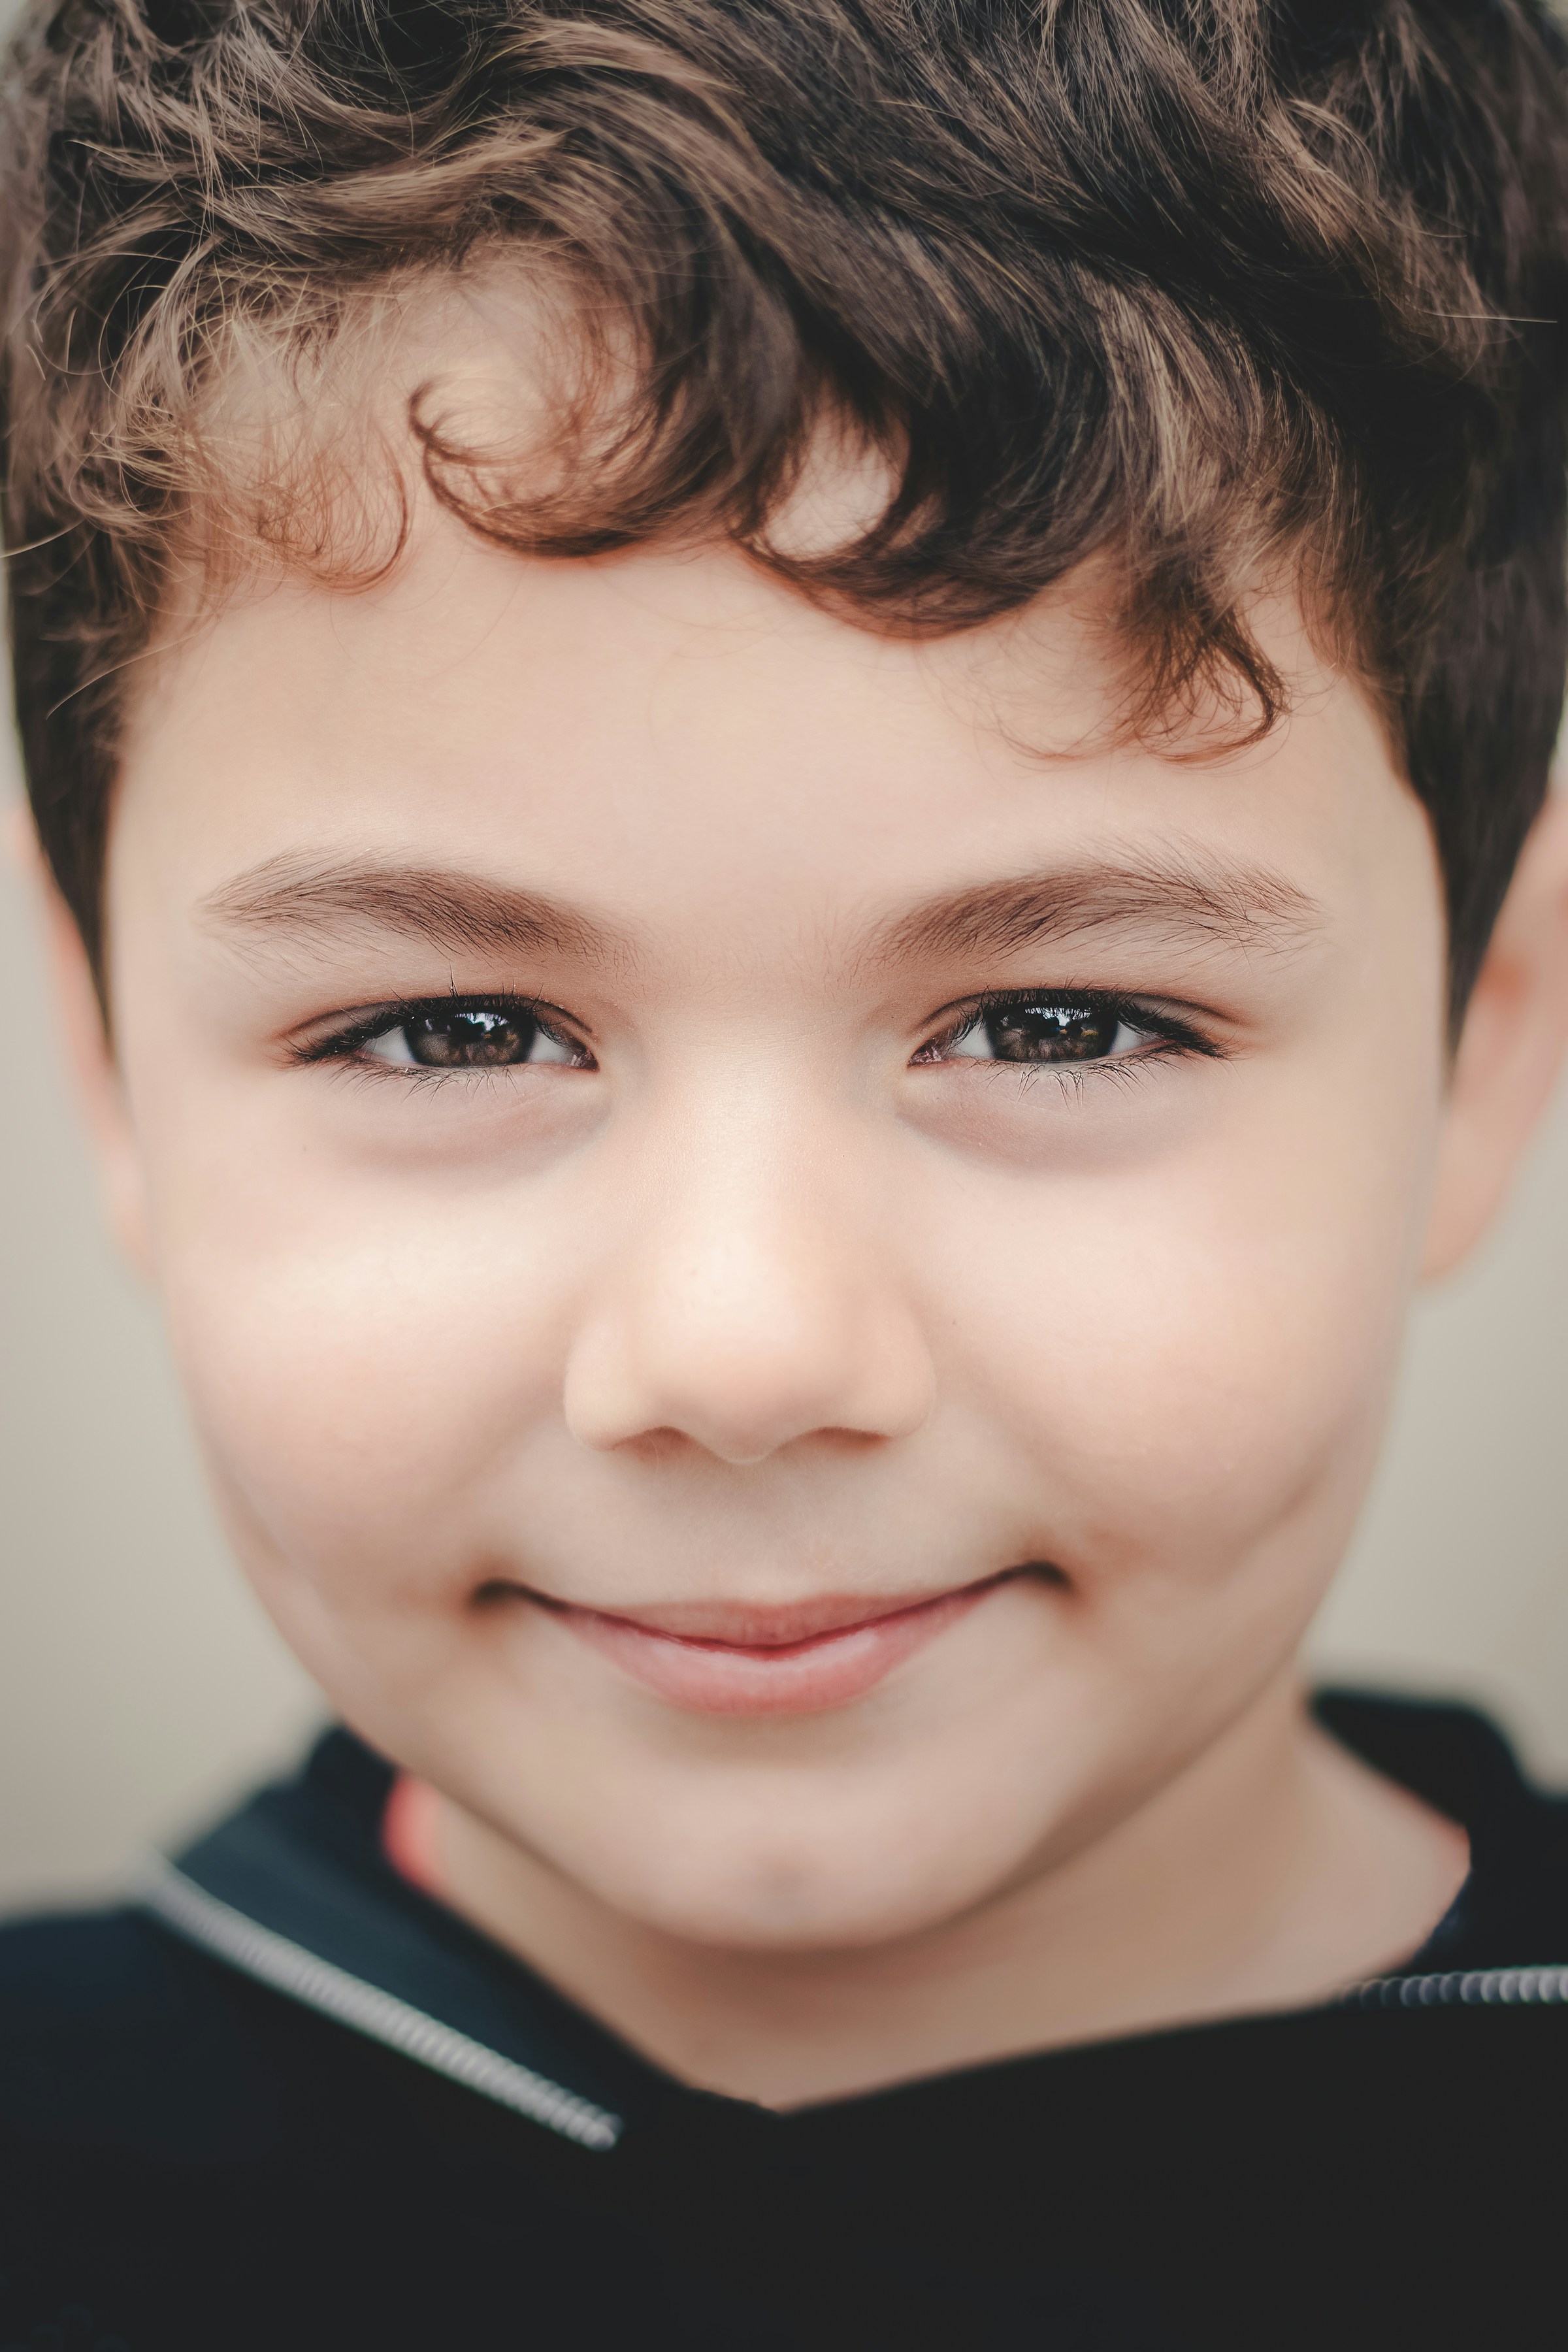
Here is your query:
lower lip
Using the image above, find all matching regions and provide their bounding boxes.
[548,1577,1012,1716]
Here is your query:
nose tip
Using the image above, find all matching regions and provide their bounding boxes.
[565,1326,934,1462]
[561,1254,936,1463]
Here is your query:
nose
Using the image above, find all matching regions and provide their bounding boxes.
[562,1121,936,1465]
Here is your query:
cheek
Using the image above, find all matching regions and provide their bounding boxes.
[933,1085,1435,1591]
[152,1165,565,1586]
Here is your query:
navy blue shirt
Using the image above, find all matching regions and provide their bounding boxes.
[1,1690,1565,2351]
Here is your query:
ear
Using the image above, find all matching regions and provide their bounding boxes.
[1423,788,1568,1278]
[13,816,155,1278]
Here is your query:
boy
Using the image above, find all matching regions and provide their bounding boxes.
[3,0,1568,2342]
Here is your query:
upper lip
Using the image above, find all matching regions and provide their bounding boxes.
[523,1568,1020,1649]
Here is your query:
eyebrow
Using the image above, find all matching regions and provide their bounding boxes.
[200,854,635,966]
[870,852,1321,966]
[201,845,1320,975]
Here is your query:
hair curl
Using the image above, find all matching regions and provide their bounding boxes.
[4,0,1568,1022]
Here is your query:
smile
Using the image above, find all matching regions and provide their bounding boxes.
[528,1568,1030,1716]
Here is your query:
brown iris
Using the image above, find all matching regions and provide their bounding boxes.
[402,1007,536,1068]
[979,1003,1124,1062]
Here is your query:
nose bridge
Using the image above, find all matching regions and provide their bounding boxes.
[561,1085,934,1462]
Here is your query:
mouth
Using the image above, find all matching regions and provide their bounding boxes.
[508,1565,1042,1717]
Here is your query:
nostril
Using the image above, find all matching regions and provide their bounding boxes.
[470,1576,523,1610]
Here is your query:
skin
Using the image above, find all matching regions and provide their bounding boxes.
[44,470,1568,2109]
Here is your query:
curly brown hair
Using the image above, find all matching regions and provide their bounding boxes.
[3,0,1568,1022]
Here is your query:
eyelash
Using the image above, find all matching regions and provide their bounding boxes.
[915,989,1222,1074]
[287,995,594,1077]
[292,987,1222,1094]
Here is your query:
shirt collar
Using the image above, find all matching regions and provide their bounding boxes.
[142,1727,641,2150]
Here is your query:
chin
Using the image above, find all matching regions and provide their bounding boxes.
[612,1863,964,1953]
[561,1799,1004,1953]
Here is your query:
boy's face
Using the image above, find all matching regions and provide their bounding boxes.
[99,498,1454,1950]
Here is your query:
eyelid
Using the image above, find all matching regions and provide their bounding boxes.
[917,987,1224,1058]
[286,992,593,1066]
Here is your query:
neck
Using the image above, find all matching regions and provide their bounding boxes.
[410,1678,1467,2109]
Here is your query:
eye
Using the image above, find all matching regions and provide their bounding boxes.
[322,1000,594,1072]
[918,996,1153,1066]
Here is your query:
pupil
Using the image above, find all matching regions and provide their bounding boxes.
[985,1003,1118,1062]
[405,1007,532,1068]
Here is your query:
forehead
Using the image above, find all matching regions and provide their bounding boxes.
[114,504,1433,971]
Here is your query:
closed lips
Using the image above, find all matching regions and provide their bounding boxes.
[535,1569,1024,1716]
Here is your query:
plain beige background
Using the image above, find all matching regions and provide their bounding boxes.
[5,704,1568,1912]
